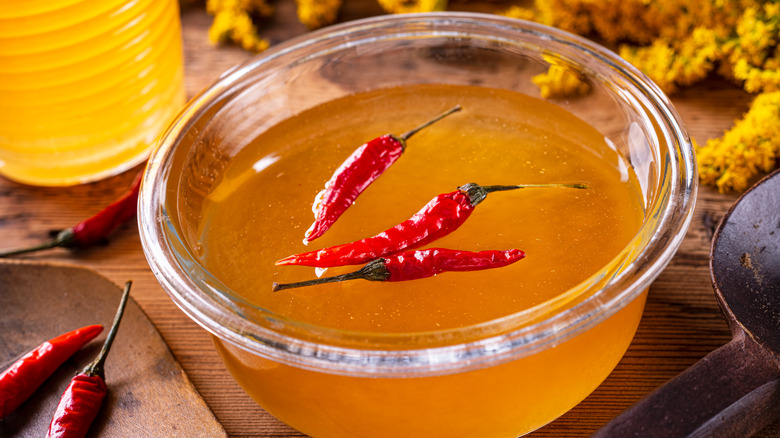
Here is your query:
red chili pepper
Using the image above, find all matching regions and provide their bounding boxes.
[46,281,131,438]
[304,106,462,243]
[272,248,526,291]
[46,374,107,438]
[278,182,586,268]
[0,172,142,258]
[0,325,103,419]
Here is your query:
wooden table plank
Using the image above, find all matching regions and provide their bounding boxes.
[1,2,776,437]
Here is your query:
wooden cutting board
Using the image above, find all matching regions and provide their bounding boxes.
[0,261,226,437]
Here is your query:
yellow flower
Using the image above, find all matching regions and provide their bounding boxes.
[206,0,272,53]
[296,0,343,30]
[697,91,780,192]
[506,0,779,190]
[724,4,780,92]
[377,0,448,14]
[619,27,719,93]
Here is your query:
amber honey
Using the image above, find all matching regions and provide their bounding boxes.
[197,83,646,437]
[0,0,185,185]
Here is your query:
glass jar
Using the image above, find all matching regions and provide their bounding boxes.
[0,0,186,186]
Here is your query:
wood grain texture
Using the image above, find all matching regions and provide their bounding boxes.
[0,261,225,437]
[0,1,778,436]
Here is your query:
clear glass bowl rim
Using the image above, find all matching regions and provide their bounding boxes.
[138,12,697,377]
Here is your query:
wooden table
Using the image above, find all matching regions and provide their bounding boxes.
[1,3,776,437]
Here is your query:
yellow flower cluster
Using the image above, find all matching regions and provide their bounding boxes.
[499,0,753,95]
[296,0,343,30]
[727,3,780,93]
[697,91,780,192]
[206,0,272,53]
[206,0,446,52]
[500,0,780,192]
[619,27,719,94]
[206,0,343,53]
[377,0,447,14]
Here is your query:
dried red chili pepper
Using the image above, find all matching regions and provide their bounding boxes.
[277,182,586,268]
[304,106,462,243]
[0,325,103,419]
[46,281,131,438]
[0,172,142,258]
[273,248,525,291]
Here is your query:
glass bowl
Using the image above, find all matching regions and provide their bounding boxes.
[139,12,696,438]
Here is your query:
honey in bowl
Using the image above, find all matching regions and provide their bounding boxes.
[197,83,646,437]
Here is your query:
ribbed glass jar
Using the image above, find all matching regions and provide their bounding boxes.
[0,0,185,185]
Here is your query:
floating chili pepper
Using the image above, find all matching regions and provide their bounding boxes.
[273,248,525,291]
[278,182,587,268]
[0,325,103,419]
[46,281,131,438]
[304,105,462,243]
[0,172,142,258]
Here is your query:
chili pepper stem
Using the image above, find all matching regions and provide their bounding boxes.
[273,259,389,292]
[482,183,589,192]
[459,182,590,206]
[399,105,462,141]
[0,229,76,258]
[83,281,131,378]
[0,171,141,258]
